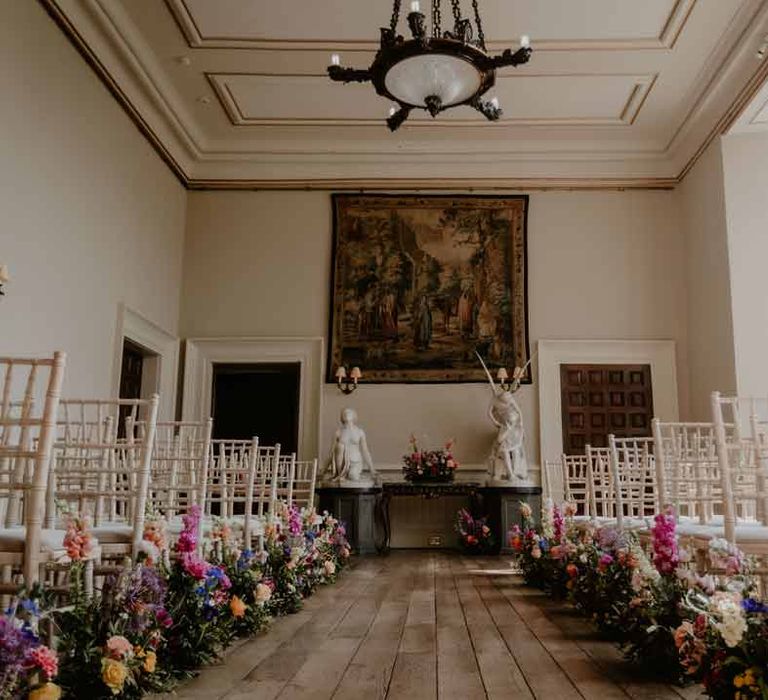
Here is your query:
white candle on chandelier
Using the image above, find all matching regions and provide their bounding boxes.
[520,35,530,48]
[490,96,500,109]
[389,106,397,117]
[410,1,420,12]
[331,53,341,66]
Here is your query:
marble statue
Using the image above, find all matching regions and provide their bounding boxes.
[324,408,378,486]
[477,353,530,484]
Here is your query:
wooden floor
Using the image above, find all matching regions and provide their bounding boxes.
[164,552,702,700]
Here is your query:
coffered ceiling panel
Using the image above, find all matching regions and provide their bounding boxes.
[171,0,693,49]
[44,0,768,185]
[210,72,655,126]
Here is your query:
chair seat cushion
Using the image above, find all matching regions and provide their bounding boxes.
[91,523,133,543]
[0,528,68,553]
[677,523,768,541]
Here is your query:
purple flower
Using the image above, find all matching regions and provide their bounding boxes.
[176,505,201,553]
[553,504,565,542]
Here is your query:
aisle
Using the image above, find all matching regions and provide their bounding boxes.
[161,552,699,700]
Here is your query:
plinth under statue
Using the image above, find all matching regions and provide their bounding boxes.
[323,407,378,487]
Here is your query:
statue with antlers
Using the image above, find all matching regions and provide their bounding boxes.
[476,352,531,484]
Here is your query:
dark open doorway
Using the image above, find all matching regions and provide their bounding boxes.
[211,363,300,453]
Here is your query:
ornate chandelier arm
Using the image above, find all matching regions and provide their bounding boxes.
[328,65,373,83]
[469,96,502,121]
[489,46,532,69]
[387,105,413,131]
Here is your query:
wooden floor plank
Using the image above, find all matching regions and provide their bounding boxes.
[451,558,534,700]
[434,556,487,700]
[165,552,710,700]
[332,556,417,700]
[385,553,438,700]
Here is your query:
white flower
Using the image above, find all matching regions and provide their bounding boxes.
[323,560,336,576]
[709,592,747,648]
[519,502,533,520]
[541,498,554,539]
[254,583,272,604]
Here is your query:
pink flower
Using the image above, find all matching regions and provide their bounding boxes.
[62,515,94,561]
[651,506,679,575]
[181,553,211,579]
[598,553,614,571]
[29,645,58,680]
[105,635,133,659]
[175,505,201,554]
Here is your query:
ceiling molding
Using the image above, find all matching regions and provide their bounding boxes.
[166,0,696,52]
[37,0,768,191]
[206,72,657,129]
[185,177,677,192]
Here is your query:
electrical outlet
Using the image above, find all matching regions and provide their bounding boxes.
[427,535,442,547]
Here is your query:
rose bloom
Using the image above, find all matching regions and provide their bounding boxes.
[105,635,133,660]
[101,658,129,695]
[255,582,272,604]
[28,683,61,700]
[340,547,351,559]
[566,563,579,579]
[142,650,157,674]
[29,645,59,680]
[230,595,247,618]
[323,560,336,576]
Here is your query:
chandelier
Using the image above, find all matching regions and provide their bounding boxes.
[327,0,532,131]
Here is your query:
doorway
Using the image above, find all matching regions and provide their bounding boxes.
[211,363,300,453]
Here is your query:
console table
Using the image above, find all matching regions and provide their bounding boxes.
[317,482,541,556]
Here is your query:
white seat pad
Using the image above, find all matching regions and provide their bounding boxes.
[0,527,68,553]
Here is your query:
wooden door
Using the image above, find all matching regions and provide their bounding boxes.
[560,364,653,454]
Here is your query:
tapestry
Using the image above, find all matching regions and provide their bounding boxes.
[328,194,530,383]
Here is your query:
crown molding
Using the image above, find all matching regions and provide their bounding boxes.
[38,0,768,192]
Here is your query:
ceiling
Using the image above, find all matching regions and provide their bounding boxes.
[45,0,768,188]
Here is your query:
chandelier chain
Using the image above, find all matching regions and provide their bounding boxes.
[471,0,486,49]
[450,0,462,27]
[432,0,442,38]
[390,0,402,32]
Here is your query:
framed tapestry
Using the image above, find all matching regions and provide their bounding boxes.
[327,193,530,383]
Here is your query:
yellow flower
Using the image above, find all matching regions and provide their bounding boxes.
[142,650,157,673]
[230,595,247,618]
[101,658,128,695]
[28,683,62,700]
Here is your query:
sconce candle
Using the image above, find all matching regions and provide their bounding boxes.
[0,264,8,295]
[336,365,362,395]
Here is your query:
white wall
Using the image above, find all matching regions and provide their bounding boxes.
[677,139,736,419]
[721,131,768,396]
[0,2,187,402]
[182,189,689,470]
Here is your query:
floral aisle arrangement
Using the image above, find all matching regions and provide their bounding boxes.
[0,502,352,699]
[0,592,60,700]
[509,499,768,696]
[455,509,496,554]
[402,435,459,483]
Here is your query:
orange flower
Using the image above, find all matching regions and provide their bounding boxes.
[230,595,247,618]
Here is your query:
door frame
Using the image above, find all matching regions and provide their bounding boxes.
[181,337,324,460]
[111,304,179,420]
[538,339,678,464]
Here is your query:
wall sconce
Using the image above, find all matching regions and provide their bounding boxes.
[496,366,524,393]
[335,365,362,395]
[0,265,8,296]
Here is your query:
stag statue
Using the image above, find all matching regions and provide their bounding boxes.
[476,352,530,484]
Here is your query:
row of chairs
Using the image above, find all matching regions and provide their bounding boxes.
[0,352,319,594]
[543,391,768,581]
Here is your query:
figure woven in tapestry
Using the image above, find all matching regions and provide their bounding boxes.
[328,194,530,383]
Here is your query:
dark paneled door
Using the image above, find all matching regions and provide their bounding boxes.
[560,364,653,454]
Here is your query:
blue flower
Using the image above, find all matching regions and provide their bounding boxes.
[742,598,768,614]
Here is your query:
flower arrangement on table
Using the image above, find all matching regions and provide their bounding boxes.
[508,499,768,694]
[402,435,459,483]
[455,508,495,554]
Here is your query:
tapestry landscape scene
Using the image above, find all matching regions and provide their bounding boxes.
[329,195,529,383]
